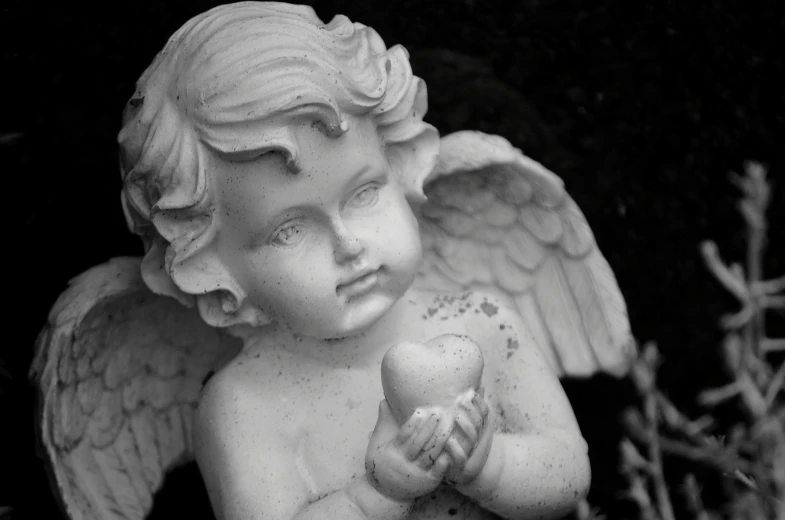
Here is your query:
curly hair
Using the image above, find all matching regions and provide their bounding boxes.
[118,2,438,327]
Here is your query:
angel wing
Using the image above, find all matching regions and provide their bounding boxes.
[415,131,634,377]
[30,257,241,520]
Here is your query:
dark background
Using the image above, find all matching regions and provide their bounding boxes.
[1,0,783,518]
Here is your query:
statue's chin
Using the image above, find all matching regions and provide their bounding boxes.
[275,291,401,342]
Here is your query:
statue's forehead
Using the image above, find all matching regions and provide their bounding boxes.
[293,115,387,167]
[204,112,388,168]
[210,114,390,217]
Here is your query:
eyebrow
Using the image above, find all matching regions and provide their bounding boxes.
[220,148,301,174]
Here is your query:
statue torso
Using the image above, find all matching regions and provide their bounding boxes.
[223,289,503,519]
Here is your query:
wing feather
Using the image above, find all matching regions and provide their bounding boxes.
[87,389,124,449]
[473,224,508,245]
[559,199,595,257]
[91,335,113,373]
[76,355,92,380]
[559,250,634,375]
[112,423,152,511]
[534,256,599,375]
[432,240,477,286]
[61,457,92,516]
[179,404,195,454]
[480,200,518,226]
[417,131,634,378]
[78,376,102,415]
[490,247,534,292]
[417,257,465,293]
[122,373,144,411]
[505,226,546,271]
[59,385,86,447]
[154,408,184,468]
[70,445,117,518]
[513,292,558,371]
[58,334,78,385]
[129,408,162,489]
[91,446,145,519]
[31,257,241,520]
[520,205,563,244]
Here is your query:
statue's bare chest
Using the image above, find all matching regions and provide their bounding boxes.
[269,363,498,520]
[234,293,499,518]
[253,348,385,492]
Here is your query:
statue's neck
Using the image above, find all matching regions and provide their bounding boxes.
[230,295,412,367]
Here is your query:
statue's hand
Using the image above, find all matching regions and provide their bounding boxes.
[444,390,494,486]
[366,400,452,501]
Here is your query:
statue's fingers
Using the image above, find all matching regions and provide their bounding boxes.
[472,392,490,420]
[445,436,468,468]
[456,390,475,409]
[429,452,451,480]
[405,412,439,460]
[415,450,438,470]
[416,414,454,469]
[455,411,478,444]
[396,408,427,444]
[463,413,494,481]
[458,397,483,431]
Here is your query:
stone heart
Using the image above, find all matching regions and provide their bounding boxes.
[381,334,484,424]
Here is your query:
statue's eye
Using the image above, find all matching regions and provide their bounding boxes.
[271,222,303,247]
[349,185,380,208]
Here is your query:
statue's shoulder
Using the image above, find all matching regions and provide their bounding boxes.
[196,338,282,421]
[192,337,299,499]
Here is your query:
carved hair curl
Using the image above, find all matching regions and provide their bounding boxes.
[118,1,438,326]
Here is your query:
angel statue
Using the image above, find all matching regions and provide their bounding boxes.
[31,3,635,520]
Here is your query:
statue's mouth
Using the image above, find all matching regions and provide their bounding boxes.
[337,268,381,299]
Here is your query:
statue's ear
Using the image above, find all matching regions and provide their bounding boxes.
[386,123,440,204]
[140,236,197,307]
[196,291,273,329]
[170,249,272,328]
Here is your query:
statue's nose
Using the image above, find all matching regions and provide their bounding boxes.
[332,220,364,264]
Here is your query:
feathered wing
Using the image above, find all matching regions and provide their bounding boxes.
[30,257,241,520]
[415,131,635,377]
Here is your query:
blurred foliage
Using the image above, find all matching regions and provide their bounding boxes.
[617,164,784,520]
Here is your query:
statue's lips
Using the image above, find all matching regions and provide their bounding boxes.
[337,268,380,299]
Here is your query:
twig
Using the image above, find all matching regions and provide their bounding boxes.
[625,416,754,475]
[753,276,785,295]
[682,474,711,520]
[656,392,715,438]
[760,339,785,353]
[698,382,742,407]
[763,362,785,408]
[635,345,677,520]
[737,164,767,363]
[701,242,748,303]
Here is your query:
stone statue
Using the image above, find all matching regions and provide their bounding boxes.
[31,3,634,519]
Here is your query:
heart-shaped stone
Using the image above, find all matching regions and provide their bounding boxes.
[381,334,484,424]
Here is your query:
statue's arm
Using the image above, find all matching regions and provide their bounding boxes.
[193,372,412,520]
[461,297,591,519]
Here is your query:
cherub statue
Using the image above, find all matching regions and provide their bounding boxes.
[31,3,634,520]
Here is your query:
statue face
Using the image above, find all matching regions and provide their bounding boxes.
[210,114,423,338]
